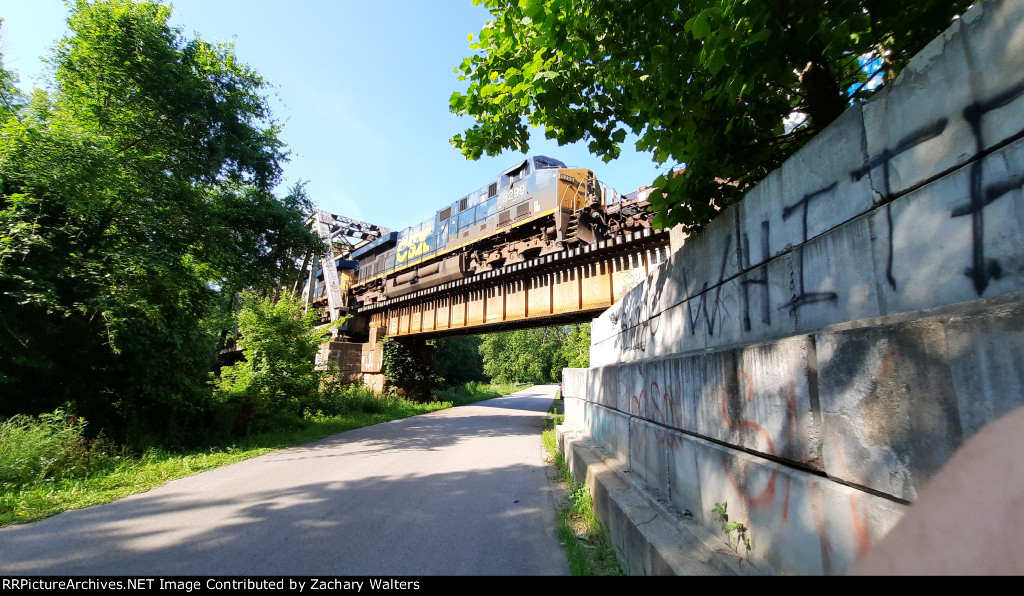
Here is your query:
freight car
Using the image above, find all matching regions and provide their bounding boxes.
[347,155,655,307]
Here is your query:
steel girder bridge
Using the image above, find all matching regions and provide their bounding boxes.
[300,201,671,387]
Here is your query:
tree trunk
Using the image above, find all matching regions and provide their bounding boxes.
[800,57,846,131]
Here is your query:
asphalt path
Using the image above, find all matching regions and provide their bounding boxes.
[0,384,570,576]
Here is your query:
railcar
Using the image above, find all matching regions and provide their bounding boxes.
[346,155,654,307]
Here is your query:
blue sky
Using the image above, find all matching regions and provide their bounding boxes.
[0,0,666,233]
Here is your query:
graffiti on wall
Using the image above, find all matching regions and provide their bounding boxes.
[610,76,1024,357]
[954,78,1024,294]
[850,119,948,291]
[741,221,772,332]
[779,183,840,311]
[682,236,736,337]
[609,272,664,352]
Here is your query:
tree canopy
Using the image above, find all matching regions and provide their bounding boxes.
[450,0,971,231]
[431,335,488,387]
[478,324,589,384]
[0,1,322,445]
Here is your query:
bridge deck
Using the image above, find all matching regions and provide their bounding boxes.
[360,228,671,338]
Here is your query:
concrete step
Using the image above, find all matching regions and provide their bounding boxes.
[557,427,767,576]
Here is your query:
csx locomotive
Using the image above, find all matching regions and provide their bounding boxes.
[348,155,655,306]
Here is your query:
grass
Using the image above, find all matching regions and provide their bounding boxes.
[0,382,514,527]
[543,397,626,576]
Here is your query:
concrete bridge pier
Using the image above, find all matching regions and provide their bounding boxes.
[316,326,434,395]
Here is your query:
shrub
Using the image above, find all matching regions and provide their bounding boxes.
[305,378,393,416]
[0,409,123,487]
[380,336,441,402]
[215,292,325,432]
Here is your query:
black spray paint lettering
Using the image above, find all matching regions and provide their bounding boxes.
[850,119,948,290]
[779,183,838,311]
[613,78,1024,348]
[611,277,663,352]
[953,79,1024,295]
[740,220,771,332]
[682,235,733,336]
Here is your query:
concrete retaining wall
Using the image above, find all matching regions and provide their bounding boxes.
[560,0,1024,575]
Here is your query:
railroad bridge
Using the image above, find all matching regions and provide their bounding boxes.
[300,187,673,390]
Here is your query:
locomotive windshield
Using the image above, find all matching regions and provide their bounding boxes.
[532,156,566,170]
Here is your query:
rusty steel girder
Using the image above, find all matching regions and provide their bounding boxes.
[359,227,671,339]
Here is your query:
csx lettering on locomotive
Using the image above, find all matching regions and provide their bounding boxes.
[396,228,432,263]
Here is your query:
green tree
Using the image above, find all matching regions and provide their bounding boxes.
[380,336,440,401]
[450,0,970,232]
[0,0,320,445]
[0,24,24,123]
[478,324,587,384]
[561,323,590,369]
[431,335,487,387]
[215,292,325,433]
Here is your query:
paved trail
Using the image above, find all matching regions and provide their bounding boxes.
[0,384,569,576]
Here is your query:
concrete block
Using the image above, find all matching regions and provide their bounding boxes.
[324,341,363,379]
[668,430,703,521]
[590,298,622,345]
[605,287,663,362]
[585,362,598,403]
[623,313,664,364]
[871,138,1024,315]
[653,298,702,354]
[634,358,661,424]
[959,0,1024,151]
[859,3,1024,206]
[561,367,586,400]
[788,215,882,334]
[859,30,969,202]
[620,362,645,418]
[686,350,742,445]
[591,404,631,465]
[647,276,744,356]
[738,171,785,255]
[740,466,907,576]
[630,418,671,493]
[740,107,874,262]
[585,365,604,407]
[819,479,907,576]
[816,321,962,502]
[360,341,383,373]
[675,431,907,576]
[656,205,742,311]
[563,395,586,432]
[588,333,616,367]
[735,336,823,469]
[649,356,686,433]
[742,459,826,576]
[943,298,1024,439]
[644,357,683,429]
[692,438,751,531]
[593,365,626,411]
[734,251,800,342]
